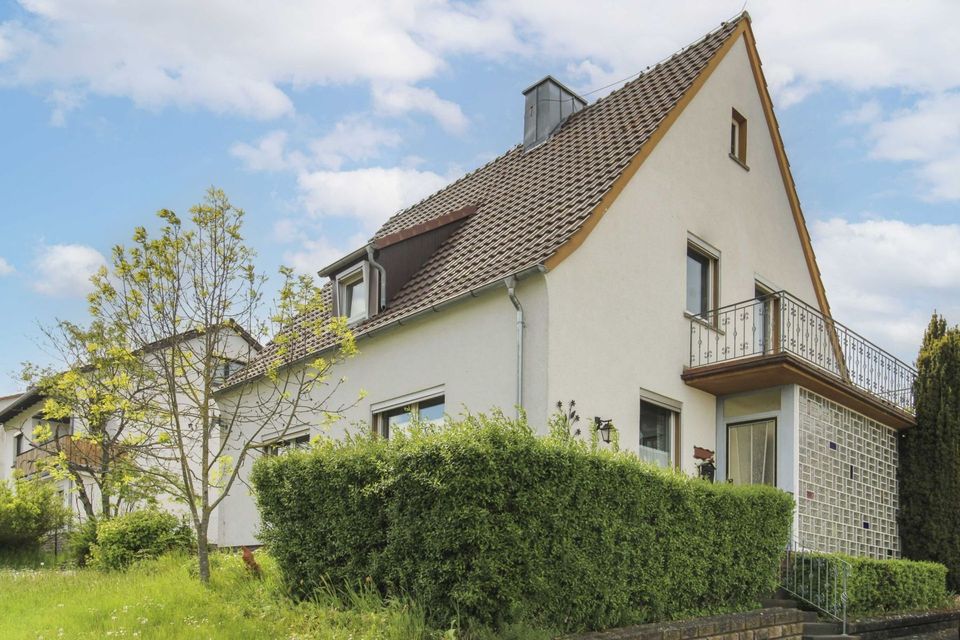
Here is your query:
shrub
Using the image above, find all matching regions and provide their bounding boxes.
[253,412,794,631]
[67,518,100,567]
[0,475,70,549]
[846,555,950,614]
[89,509,194,571]
[791,552,949,615]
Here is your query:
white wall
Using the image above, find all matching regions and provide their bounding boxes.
[216,274,549,547]
[544,35,820,474]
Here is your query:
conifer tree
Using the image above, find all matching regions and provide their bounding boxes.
[899,313,960,589]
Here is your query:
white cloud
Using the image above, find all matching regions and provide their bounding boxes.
[230,130,298,173]
[371,84,468,134]
[0,257,13,275]
[297,166,449,231]
[284,232,369,276]
[308,116,403,170]
[31,243,106,297]
[857,93,960,201]
[812,218,960,363]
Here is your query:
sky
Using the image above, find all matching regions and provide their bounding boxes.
[0,0,959,394]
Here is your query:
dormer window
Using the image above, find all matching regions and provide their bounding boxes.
[336,262,369,324]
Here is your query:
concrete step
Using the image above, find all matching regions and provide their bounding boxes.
[761,598,799,609]
[803,622,842,635]
[802,635,858,640]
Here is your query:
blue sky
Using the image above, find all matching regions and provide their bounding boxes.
[1,0,959,394]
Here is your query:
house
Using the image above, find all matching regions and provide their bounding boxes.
[0,324,261,540]
[216,13,915,559]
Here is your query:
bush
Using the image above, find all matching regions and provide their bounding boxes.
[846,555,949,614]
[0,475,70,549]
[252,412,794,632]
[89,509,194,571]
[791,552,949,615]
[67,518,100,567]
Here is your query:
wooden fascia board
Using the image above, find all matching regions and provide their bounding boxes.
[544,20,749,271]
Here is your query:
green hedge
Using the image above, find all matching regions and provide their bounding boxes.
[90,509,194,571]
[847,555,949,614]
[252,413,794,631]
[0,476,70,549]
[790,553,949,615]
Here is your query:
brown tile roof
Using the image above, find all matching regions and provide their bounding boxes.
[224,16,745,389]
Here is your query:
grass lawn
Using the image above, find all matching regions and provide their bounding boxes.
[0,551,536,640]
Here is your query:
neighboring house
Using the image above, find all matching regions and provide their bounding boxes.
[0,325,261,540]
[216,13,915,559]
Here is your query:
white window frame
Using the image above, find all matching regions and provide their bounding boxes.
[262,432,311,457]
[335,262,370,324]
[371,385,445,439]
[638,390,681,469]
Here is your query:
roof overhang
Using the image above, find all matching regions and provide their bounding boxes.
[681,352,916,430]
[0,389,43,425]
[317,246,371,279]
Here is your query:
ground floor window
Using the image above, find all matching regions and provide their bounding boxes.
[376,395,445,439]
[639,400,675,468]
[727,418,776,485]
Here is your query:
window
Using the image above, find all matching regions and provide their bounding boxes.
[727,419,776,485]
[13,433,23,462]
[336,264,369,324]
[263,434,310,456]
[375,395,445,439]
[639,400,675,468]
[686,243,717,317]
[212,358,246,386]
[730,108,747,166]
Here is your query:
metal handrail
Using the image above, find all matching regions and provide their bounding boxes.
[688,291,916,414]
[781,541,850,635]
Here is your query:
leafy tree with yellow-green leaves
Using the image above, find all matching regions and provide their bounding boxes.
[83,187,357,582]
[21,319,165,521]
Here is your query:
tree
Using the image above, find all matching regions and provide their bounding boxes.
[899,313,960,589]
[0,475,71,549]
[21,319,164,521]
[86,187,357,582]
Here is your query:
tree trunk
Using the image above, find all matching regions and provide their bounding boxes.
[196,515,210,583]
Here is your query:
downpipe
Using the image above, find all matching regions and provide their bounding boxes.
[366,244,387,312]
[504,277,524,416]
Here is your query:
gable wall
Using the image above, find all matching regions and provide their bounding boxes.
[544,35,820,474]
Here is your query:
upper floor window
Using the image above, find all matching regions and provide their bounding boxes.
[336,263,369,324]
[686,242,717,317]
[730,108,748,167]
[212,358,246,386]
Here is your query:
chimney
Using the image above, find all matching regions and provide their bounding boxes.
[522,76,586,150]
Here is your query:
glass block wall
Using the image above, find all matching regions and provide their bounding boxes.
[797,388,899,558]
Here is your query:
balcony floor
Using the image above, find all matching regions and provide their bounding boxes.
[682,351,916,430]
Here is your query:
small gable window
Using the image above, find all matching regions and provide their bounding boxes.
[336,263,369,324]
[730,108,748,168]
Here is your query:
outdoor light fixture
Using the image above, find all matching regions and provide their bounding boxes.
[593,417,613,444]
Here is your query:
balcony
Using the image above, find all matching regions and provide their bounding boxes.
[683,291,916,429]
[14,435,106,476]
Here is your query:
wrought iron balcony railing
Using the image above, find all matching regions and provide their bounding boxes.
[688,291,916,414]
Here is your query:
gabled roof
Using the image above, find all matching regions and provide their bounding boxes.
[225,13,830,390]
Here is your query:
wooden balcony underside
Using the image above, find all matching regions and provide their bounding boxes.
[682,352,916,430]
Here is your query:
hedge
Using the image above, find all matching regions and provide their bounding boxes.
[252,413,794,631]
[848,555,950,613]
[789,553,949,615]
[0,476,70,549]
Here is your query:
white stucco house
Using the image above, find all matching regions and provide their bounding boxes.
[216,13,916,558]
[0,325,261,541]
